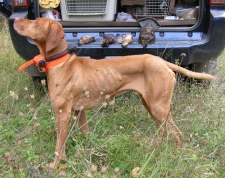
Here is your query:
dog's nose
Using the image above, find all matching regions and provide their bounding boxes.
[14,17,23,23]
[14,17,20,22]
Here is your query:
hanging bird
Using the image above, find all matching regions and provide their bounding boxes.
[117,34,133,48]
[138,18,160,48]
[139,28,156,48]
[78,36,95,46]
[100,35,117,47]
[121,34,133,48]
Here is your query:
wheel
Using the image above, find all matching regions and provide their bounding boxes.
[192,59,217,75]
[32,76,48,91]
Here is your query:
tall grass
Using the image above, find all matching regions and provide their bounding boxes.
[0,19,225,177]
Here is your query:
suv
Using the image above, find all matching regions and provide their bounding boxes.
[0,0,11,18]
[2,0,225,78]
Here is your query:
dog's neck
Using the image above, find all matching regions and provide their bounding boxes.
[45,39,68,58]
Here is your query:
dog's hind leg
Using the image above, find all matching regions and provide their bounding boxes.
[142,97,183,147]
[75,110,90,133]
[141,72,183,147]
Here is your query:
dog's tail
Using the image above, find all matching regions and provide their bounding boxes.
[164,61,215,81]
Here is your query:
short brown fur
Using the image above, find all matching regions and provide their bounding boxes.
[14,18,215,169]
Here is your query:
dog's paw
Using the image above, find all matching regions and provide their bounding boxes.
[47,162,57,169]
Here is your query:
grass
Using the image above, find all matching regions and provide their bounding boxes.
[0,19,225,177]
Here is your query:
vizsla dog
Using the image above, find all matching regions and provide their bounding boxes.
[14,18,215,169]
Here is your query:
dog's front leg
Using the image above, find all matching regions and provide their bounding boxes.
[49,109,71,169]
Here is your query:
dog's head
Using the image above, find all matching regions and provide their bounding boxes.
[14,17,65,56]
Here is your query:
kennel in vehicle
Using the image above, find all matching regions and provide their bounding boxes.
[60,0,118,21]
[134,0,170,17]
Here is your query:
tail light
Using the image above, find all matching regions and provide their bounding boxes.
[210,0,225,5]
[12,0,28,7]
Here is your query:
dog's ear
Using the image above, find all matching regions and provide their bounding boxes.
[46,22,64,52]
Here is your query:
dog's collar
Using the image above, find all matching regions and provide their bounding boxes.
[45,49,69,62]
[18,53,70,72]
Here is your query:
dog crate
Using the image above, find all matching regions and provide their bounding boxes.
[134,0,170,18]
[60,0,117,21]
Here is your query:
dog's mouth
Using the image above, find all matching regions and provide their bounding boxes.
[26,38,35,45]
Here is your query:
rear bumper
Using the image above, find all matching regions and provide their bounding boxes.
[64,7,225,65]
[8,7,225,76]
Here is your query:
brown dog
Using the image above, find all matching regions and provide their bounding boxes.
[14,18,215,169]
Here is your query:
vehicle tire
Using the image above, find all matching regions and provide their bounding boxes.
[32,76,48,91]
[192,59,217,75]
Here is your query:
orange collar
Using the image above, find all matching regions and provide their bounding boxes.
[18,54,70,72]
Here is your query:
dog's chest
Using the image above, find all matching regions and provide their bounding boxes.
[70,69,125,110]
